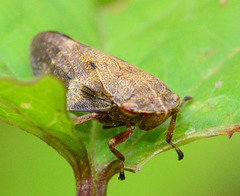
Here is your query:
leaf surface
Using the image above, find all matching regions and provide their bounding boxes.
[0,0,239,187]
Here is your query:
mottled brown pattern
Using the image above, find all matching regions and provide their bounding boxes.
[30,31,192,180]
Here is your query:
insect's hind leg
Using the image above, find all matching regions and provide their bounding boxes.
[166,96,193,160]
[108,125,135,180]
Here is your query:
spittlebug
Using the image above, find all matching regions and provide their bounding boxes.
[30,31,192,180]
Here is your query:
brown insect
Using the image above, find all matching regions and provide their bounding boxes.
[30,31,192,180]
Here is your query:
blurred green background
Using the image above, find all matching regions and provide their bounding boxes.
[1,0,240,195]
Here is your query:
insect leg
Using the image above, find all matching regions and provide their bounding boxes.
[74,113,100,125]
[177,96,193,111]
[166,96,193,160]
[102,123,125,129]
[166,113,183,160]
[108,125,135,180]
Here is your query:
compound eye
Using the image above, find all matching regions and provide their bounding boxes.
[121,102,139,116]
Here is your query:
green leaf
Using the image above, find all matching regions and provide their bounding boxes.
[0,0,240,195]
[0,76,89,172]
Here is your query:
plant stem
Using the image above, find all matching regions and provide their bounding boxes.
[74,160,121,196]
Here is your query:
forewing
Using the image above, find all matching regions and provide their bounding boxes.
[31,32,104,93]
[67,80,113,112]
[30,32,114,111]
[78,46,141,96]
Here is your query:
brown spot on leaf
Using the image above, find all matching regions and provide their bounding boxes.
[204,50,216,57]
[227,127,240,139]
[215,81,222,88]
[220,0,227,7]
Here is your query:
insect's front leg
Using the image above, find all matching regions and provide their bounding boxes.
[177,96,193,111]
[166,113,183,160]
[74,113,102,125]
[166,96,193,160]
[108,125,135,180]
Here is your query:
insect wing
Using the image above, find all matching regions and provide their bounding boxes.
[30,32,114,112]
